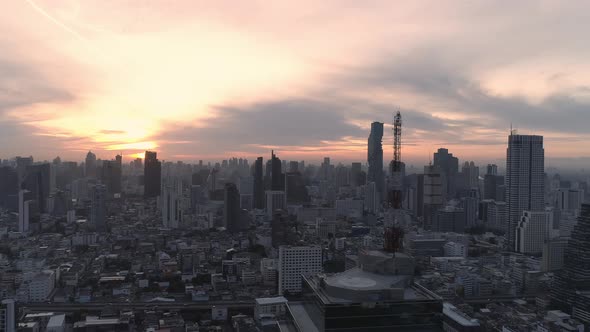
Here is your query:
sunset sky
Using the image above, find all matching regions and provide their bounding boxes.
[1,1,590,167]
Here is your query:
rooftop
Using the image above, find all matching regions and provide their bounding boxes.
[255,296,288,305]
[47,314,66,328]
[305,269,440,305]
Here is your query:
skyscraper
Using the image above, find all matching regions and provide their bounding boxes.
[161,179,182,229]
[15,156,33,184]
[423,164,444,230]
[289,161,299,173]
[551,203,590,321]
[224,182,241,233]
[238,176,253,210]
[271,150,283,191]
[18,189,33,233]
[367,122,384,204]
[100,158,122,195]
[144,151,162,198]
[266,190,286,218]
[505,134,544,251]
[484,164,504,200]
[90,184,107,232]
[85,151,97,178]
[461,161,479,190]
[22,163,51,213]
[350,162,363,187]
[486,164,498,175]
[0,166,18,210]
[253,157,265,209]
[321,157,331,181]
[433,148,458,197]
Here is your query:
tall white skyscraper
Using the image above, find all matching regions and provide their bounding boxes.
[506,134,544,251]
[90,184,107,232]
[278,245,322,295]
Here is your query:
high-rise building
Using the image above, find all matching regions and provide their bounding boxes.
[542,237,568,272]
[416,174,425,217]
[461,195,479,229]
[479,199,507,232]
[433,148,458,197]
[271,151,283,191]
[278,245,322,295]
[0,299,15,332]
[90,184,107,232]
[434,205,466,233]
[271,211,289,248]
[506,134,545,251]
[516,210,552,254]
[253,157,265,209]
[423,165,444,230]
[367,122,384,204]
[100,158,122,195]
[364,182,377,214]
[350,162,363,187]
[266,190,286,218]
[321,157,331,181]
[285,171,309,203]
[289,161,299,173]
[161,179,182,229]
[0,166,18,210]
[556,188,585,212]
[551,203,590,322]
[486,164,498,175]
[461,161,480,190]
[22,163,51,213]
[85,151,97,178]
[190,185,207,213]
[484,165,504,200]
[224,183,241,233]
[18,190,34,233]
[238,176,253,210]
[16,156,33,184]
[144,151,162,198]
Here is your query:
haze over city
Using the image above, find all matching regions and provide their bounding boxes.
[1,1,590,168]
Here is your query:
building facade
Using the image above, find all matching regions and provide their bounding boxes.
[367,122,384,205]
[278,245,322,295]
[505,134,544,251]
[144,151,162,198]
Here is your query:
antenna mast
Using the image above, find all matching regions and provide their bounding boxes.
[388,111,403,209]
[384,110,404,253]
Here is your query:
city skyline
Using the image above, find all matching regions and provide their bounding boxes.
[2,1,590,167]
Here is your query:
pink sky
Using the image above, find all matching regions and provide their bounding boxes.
[1,1,590,167]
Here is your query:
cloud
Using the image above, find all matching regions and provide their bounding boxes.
[99,129,126,135]
[349,50,590,136]
[2,0,590,166]
[153,99,366,157]
[153,43,590,162]
[0,58,74,114]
